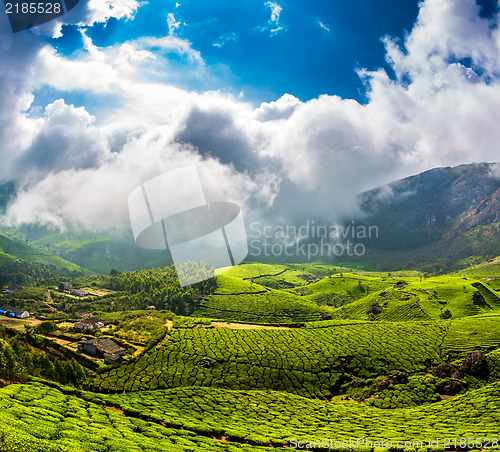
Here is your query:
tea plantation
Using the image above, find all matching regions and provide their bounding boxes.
[0,380,499,451]
[1,262,500,450]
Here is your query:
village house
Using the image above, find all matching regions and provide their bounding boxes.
[77,338,126,364]
[0,305,30,319]
[62,282,73,289]
[74,316,104,330]
[5,284,22,294]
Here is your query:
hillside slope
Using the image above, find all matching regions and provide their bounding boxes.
[357,162,500,271]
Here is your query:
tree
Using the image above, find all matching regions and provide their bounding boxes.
[440,309,452,319]
[36,321,58,334]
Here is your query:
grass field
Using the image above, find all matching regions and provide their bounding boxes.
[0,234,88,274]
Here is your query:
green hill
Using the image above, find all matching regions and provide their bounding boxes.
[0,259,499,451]
[192,274,328,324]
[2,229,172,274]
[0,234,90,285]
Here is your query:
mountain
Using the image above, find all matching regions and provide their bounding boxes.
[357,162,500,272]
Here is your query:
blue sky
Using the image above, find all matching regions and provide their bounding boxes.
[52,0,421,103]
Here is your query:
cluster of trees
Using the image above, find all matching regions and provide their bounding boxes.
[0,259,82,286]
[102,264,216,315]
[0,326,87,387]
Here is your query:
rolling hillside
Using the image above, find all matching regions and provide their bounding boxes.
[2,229,172,274]
[0,234,90,285]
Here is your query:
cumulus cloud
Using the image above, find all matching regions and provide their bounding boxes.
[30,0,145,38]
[15,99,107,175]
[85,0,142,24]
[254,94,302,121]
[4,136,277,232]
[2,0,500,235]
[258,1,286,36]
[0,33,46,180]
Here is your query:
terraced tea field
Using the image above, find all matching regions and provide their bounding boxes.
[1,381,499,451]
[93,316,500,396]
[193,274,328,324]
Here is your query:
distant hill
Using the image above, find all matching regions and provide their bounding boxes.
[1,228,173,274]
[0,181,173,274]
[0,234,91,285]
[357,162,500,272]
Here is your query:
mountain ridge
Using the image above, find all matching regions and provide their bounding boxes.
[356,162,500,271]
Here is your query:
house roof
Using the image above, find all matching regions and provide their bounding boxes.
[80,339,126,355]
[75,316,103,327]
[0,305,28,316]
[6,284,21,291]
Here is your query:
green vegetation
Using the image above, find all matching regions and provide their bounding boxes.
[1,259,500,451]
[0,326,88,387]
[193,275,327,324]
[0,382,272,452]
[2,228,172,274]
[1,380,500,451]
[93,317,500,396]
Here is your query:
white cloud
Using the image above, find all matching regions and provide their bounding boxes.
[16,99,108,175]
[137,36,204,65]
[318,20,331,33]
[254,94,302,121]
[167,12,181,35]
[266,1,282,22]
[30,0,145,38]
[84,0,144,25]
[259,1,286,36]
[2,0,500,233]
[212,32,238,48]
[489,163,500,179]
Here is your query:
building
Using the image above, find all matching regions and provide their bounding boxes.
[77,339,126,364]
[5,284,22,294]
[62,282,73,289]
[74,316,104,330]
[0,305,30,319]
[70,289,89,297]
